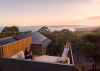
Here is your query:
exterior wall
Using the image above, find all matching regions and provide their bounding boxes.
[2,37,32,58]
[31,43,43,55]
[42,47,46,55]
[0,58,74,71]
[31,43,47,55]
[3,43,17,58]
[0,46,3,58]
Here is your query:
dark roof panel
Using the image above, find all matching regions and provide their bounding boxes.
[30,32,51,47]
[0,37,16,46]
[13,34,30,40]
[31,32,47,43]
[41,39,52,47]
[0,32,51,47]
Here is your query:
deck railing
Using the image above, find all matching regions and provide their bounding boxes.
[0,58,74,71]
[0,45,74,71]
[0,40,74,71]
[68,44,74,65]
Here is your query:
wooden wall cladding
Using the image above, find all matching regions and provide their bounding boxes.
[3,37,32,58]
[16,41,21,53]
[0,46,3,58]
[28,38,32,45]
[3,43,17,58]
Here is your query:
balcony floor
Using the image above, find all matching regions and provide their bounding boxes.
[33,55,70,64]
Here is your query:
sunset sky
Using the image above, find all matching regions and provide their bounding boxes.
[0,0,100,26]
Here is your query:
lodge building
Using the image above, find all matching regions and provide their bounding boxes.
[0,32,74,71]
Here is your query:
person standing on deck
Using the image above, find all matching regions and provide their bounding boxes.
[62,42,70,57]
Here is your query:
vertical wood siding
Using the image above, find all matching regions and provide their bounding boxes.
[0,46,3,58]
[2,37,32,58]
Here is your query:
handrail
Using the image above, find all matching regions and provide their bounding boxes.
[69,43,74,65]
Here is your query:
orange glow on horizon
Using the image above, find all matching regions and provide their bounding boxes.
[0,17,100,27]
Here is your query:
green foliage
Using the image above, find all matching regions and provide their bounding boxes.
[38,27,73,56]
[60,29,71,43]
[82,32,100,43]
[45,30,65,56]
[39,26,100,62]
[83,42,95,56]
[38,26,50,33]
[1,26,19,37]
[25,30,32,34]
[81,32,100,62]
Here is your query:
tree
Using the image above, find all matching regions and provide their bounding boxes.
[60,29,70,33]
[2,26,19,36]
[38,27,100,62]
[40,29,73,56]
[38,26,50,33]
[47,31,64,56]
[81,32,100,62]
[25,30,32,34]
[60,29,71,42]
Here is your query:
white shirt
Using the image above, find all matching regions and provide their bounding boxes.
[62,47,69,57]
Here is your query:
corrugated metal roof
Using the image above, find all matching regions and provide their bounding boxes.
[30,32,51,47]
[0,37,16,46]
[0,32,51,47]
[41,39,52,47]
[0,33,31,46]
[31,32,47,43]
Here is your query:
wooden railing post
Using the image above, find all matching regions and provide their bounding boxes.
[82,65,84,71]
[92,64,95,71]
[94,63,96,71]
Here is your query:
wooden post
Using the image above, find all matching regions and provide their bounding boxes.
[92,64,95,71]
[94,63,96,71]
[82,65,84,71]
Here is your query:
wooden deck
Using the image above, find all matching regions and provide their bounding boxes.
[32,55,70,64]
